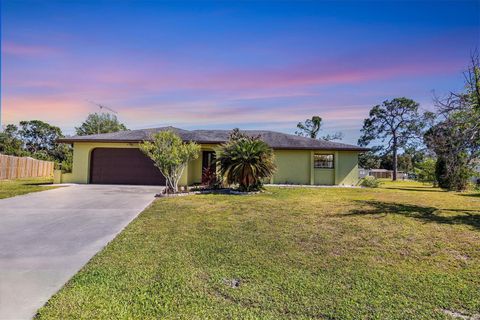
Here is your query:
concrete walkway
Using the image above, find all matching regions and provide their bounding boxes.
[0,185,161,320]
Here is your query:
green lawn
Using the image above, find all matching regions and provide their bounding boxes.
[0,177,56,199]
[36,181,480,319]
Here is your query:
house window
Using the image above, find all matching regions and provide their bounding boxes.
[314,154,334,168]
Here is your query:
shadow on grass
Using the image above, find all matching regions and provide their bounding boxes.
[382,187,446,193]
[459,193,480,198]
[23,182,53,186]
[344,200,480,230]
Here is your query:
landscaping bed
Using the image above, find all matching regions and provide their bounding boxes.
[156,187,264,197]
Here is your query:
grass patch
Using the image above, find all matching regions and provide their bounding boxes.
[0,177,57,199]
[36,181,480,319]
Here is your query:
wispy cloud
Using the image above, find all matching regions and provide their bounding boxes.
[2,41,59,57]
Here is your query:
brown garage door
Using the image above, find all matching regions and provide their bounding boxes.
[90,148,166,185]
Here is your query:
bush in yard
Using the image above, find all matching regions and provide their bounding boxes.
[435,155,472,191]
[359,176,381,188]
[216,129,276,192]
[201,166,221,189]
[140,131,200,193]
[414,158,437,186]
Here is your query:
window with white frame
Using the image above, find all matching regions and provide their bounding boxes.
[314,154,334,168]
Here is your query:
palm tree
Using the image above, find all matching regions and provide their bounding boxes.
[217,132,276,191]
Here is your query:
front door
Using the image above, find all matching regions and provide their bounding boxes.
[201,151,216,184]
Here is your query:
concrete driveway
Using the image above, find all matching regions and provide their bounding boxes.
[0,184,161,320]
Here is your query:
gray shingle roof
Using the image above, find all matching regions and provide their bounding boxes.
[58,126,368,151]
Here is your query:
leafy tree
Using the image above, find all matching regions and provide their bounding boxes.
[358,147,382,170]
[139,131,200,193]
[380,152,422,173]
[53,143,74,172]
[414,158,437,185]
[18,120,72,170]
[75,113,127,136]
[360,144,429,177]
[358,98,429,180]
[17,120,62,155]
[424,52,480,191]
[296,116,343,141]
[216,129,276,192]
[0,125,25,156]
[405,146,430,170]
[382,154,413,173]
[425,120,474,191]
[1,120,72,171]
[296,116,322,138]
[321,132,344,141]
[434,157,449,189]
[229,128,257,141]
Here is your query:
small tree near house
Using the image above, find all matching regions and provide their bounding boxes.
[216,129,277,192]
[139,131,200,193]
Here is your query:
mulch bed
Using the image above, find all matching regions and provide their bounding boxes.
[155,188,263,197]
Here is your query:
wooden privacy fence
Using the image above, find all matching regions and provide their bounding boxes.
[0,154,54,180]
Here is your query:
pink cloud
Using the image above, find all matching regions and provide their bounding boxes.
[2,33,466,137]
[0,88,375,138]
[178,57,462,92]
[1,95,91,129]
[75,52,462,96]
[4,33,463,109]
[118,99,369,128]
[2,41,59,57]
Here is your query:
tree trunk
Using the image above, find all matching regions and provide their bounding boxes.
[392,137,398,181]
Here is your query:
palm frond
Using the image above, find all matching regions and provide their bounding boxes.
[216,133,276,191]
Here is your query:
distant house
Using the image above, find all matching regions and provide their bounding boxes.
[359,168,407,180]
[358,168,370,178]
[57,127,369,186]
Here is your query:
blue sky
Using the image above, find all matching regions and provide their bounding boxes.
[1,0,479,143]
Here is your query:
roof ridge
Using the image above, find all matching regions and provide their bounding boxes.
[58,127,369,151]
[187,129,363,149]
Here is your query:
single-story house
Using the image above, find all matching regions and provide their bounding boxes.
[57,127,369,186]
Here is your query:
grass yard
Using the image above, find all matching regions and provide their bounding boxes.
[36,181,480,319]
[0,177,56,199]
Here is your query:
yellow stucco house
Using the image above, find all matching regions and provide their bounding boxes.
[58,127,368,186]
